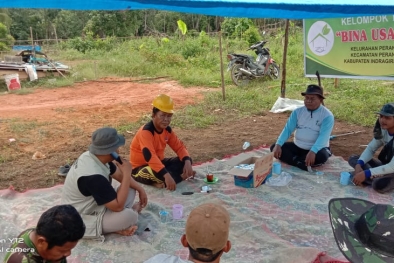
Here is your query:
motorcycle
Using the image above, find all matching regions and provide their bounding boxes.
[227,40,280,86]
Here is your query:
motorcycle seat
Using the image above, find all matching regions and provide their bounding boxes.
[233,54,249,59]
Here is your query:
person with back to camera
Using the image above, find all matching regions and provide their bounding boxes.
[130,94,194,191]
[3,205,85,263]
[144,203,231,263]
[62,127,148,239]
[349,102,394,193]
[328,197,394,263]
[270,82,334,171]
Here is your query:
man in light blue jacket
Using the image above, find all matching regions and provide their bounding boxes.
[271,84,334,171]
[350,103,394,193]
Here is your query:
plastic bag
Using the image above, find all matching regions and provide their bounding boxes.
[265,172,292,186]
[269,97,304,113]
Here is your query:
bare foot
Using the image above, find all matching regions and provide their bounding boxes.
[132,202,143,213]
[115,225,138,236]
[153,182,165,188]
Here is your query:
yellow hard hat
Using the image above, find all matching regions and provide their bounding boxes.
[152,94,174,113]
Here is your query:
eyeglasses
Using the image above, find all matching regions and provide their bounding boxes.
[304,96,318,103]
[157,113,173,120]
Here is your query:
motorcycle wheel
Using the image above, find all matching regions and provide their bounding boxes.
[231,64,251,86]
[268,63,280,80]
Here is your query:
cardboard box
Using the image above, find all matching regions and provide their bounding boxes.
[227,152,274,188]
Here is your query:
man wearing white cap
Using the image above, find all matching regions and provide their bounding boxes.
[144,203,231,263]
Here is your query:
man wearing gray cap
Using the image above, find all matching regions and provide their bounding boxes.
[62,127,148,239]
[350,103,394,193]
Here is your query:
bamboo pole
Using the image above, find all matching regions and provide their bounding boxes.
[44,54,66,78]
[334,78,339,88]
[218,27,226,101]
[280,19,290,98]
[30,27,35,62]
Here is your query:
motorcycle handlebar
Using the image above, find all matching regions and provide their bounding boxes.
[249,40,268,49]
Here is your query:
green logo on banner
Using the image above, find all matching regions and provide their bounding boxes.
[307,21,334,56]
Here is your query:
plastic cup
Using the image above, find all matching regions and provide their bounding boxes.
[242,141,250,150]
[172,204,183,220]
[159,210,169,223]
[340,171,351,185]
[272,162,281,176]
[316,171,324,184]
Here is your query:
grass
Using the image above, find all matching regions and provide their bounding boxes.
[9,120,39,133]
[2,27,392,127]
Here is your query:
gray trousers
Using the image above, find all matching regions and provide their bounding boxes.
[348,155,394,193]
[102,188,139,234]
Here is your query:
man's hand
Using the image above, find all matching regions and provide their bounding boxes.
[114,159,132,183]
[305,151,316,167]
[164,173,176,191]
[272,144,282,159]
[137,187,148,208]
[181,160,194,180]
[354,164,363,175]
[353,171,366,186]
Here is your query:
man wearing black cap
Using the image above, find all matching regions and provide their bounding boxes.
[62,127,148,239]
[349,103,394,193]
[270,84,334,171]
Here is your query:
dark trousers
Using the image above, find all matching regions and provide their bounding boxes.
[132,157,189,185]
[348,155,394,193]
[270,142,331,171]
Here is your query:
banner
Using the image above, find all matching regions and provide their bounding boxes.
[304,15,394,80]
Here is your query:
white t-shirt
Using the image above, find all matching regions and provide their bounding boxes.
[144,254,193,263]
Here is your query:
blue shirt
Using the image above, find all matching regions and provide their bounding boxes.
[276,105,334,153]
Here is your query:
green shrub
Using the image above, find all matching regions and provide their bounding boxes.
[180,40,204,59]
[243,26,261,45]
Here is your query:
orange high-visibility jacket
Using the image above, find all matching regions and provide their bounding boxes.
[130,121,190,177]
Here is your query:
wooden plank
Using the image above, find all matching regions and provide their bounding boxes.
[0,69,62,80]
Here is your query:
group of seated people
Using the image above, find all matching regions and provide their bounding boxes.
[4,200,394,263]
[4,88,394,263]
[271,84,394,194]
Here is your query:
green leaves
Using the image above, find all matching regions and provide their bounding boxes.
[322,24,331,35]
[177,19,187,35]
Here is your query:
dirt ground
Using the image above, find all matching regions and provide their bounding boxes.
[0,78,373,191]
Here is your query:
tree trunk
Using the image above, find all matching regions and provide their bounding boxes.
[144,10,147,31]
[53,23,58,45]
[195,15,201,31]
[280,19,290,98]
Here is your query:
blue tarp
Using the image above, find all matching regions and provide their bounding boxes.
[1,0,394,19]
[12,45,41,51]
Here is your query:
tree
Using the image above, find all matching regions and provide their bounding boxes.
[83,10,143,38]
[54,10,89,39]
[0,9,12,29]
[221,18,254,39]
[0,22,14,50]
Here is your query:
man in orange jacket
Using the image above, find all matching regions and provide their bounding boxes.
[130,94,194,191]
